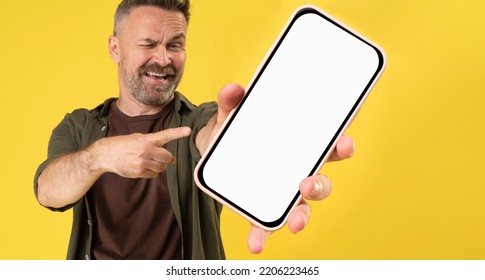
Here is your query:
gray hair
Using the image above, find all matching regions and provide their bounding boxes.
[114,0,191,35]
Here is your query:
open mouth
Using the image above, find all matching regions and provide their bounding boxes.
[145,71,172,81]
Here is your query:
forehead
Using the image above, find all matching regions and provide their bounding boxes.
[121,6,187,39]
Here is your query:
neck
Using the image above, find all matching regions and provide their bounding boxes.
[116,94,174,116]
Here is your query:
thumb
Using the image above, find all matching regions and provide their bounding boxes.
[216,83,245,127]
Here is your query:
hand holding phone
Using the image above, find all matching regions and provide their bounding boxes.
[195,5,386,231]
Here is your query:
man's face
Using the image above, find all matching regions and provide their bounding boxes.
[113,6,187,106]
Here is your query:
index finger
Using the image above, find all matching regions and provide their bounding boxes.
[148,127,192,146]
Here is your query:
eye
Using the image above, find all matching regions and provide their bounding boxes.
[140,43,157,48]
[168,43,181,49]
[137,39,158,48]
[168,41,185,51]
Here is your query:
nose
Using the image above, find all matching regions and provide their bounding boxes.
[154,46,171,67]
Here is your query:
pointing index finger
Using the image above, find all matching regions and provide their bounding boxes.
[148,127,192,146]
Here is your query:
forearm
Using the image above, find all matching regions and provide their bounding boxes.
[37,141,105,208]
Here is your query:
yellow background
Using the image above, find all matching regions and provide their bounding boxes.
[1,0,484,259]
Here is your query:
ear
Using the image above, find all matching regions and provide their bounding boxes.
[108,35,121,64]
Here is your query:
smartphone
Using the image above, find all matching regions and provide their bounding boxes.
[194,5,385,230]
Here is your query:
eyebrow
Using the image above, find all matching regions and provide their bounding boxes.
[136,38,158,44]
[136,33,186,44]
[171,33,186,41]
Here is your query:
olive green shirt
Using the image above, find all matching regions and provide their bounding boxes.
[33,92,225,260]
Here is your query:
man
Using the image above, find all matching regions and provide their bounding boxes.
[34,0,355,260]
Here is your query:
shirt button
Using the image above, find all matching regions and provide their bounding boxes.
[85,254,90,260]
[101,125,106,131]
[87,219,92,226]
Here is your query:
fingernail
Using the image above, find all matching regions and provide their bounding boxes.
[311,179,323,198]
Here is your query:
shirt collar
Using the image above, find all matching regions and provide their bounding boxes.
[93,92,195,119]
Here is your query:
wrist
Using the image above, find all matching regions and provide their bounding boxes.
[84,139,109,175]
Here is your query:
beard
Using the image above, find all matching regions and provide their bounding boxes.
[121,62,180,106]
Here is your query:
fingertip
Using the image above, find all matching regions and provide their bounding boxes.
[288,202,310,234]
[180,126,192,136]
[338,135,355,159]
[220,83,244,93]
[300,176,331,201]
[247,226,269,254]
[218,83,245,111]
[248,239,265,254]
[299,177,316,198]
[288,212,307,234]
[169,156,177,164]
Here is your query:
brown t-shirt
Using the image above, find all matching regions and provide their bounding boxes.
[87,100,182,259]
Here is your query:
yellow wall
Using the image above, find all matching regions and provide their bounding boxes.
[1,0,484,259]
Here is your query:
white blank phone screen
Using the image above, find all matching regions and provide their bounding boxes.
[199,11,383,226]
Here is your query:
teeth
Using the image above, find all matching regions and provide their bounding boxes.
[147,72,167,78]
